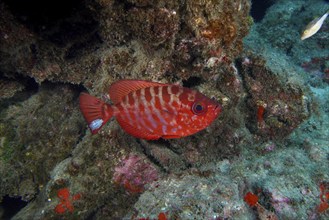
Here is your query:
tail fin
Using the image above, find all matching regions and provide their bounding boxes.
[79,92,113,134]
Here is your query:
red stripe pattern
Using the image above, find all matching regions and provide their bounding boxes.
[114,83,221,139]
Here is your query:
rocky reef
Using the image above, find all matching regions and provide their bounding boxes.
[0,0,328,219]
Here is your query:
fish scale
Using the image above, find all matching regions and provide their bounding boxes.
[122,85,179,134]
[79,79,222,140]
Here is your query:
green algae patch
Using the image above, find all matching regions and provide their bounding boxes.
[0,133,15,163]
[0,122,19,163]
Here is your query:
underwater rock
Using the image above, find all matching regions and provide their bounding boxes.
[0,84,84,203]
[127,165,251,219]
[0,1,100,84]
[126,7,179,47]
[240,54,311,140]
[0,79,25,100]
[0,0,325,219]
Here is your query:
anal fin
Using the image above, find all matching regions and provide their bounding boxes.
[162,135,182,139]
[116,116,161,140]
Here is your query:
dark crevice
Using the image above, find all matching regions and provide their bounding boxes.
[3,0,81,25]
[234,58,256,134]
[64,33,103,60]
[138,139,190,172]
[235,58,252,94]
[122,1,135,11]
[250,0,275,22]
[122,0,159,10]
[161,139,183,155]
[39,79,86,95]
[0,75,39,111]
[136,139,168,173]
[0,195,28,220]
[182,76,202,88]
[3,0,99,47]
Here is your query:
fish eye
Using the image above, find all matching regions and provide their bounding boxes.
[192,102,207,115]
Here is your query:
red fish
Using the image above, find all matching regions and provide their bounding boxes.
[79,80,221,140]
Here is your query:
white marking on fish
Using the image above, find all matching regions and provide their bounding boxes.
[89,119,104,131]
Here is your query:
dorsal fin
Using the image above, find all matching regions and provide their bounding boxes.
[109,80,168,104]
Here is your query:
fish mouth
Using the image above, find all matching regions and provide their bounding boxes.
[214,104,222,114]
[210,97,221,113]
